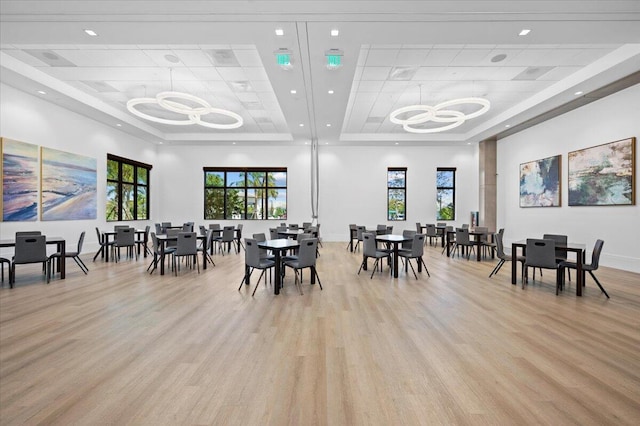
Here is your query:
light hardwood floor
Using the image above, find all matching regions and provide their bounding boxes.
[1,242,639,425]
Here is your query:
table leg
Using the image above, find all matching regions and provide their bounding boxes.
[476,236,482,262]
[362,254,368,271]
[105,235,110,262]
[446,232,452,257]
[59,240,66,279]
[274,251,282,295]
[576,249,584,296]
[160,241,166,275]
[511,243,517,285]
[392,244,399,278]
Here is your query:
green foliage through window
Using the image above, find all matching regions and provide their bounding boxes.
[106,154,151,221]
[436,168,456,220]
[204,168,287,220]
[388,168,406,221]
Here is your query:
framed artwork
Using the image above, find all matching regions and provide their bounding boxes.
[41,147,97,220]
[519,155,561,207]
[568,137,636,206]
[1,138,39,221]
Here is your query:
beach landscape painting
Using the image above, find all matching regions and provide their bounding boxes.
[41,147,97,220]
[519,155,561,207]
[2,138,39,221]
[568,137,635,206]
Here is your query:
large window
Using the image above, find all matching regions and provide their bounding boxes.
[436,167,456,220]
[204,167,287,220]
[106,154,151,221]
[387,167,406,221]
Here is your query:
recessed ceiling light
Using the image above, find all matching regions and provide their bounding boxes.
[575,91,583,96]
[328,90,334,94]
[232,142,236,145]
[290,89,297,94]
[326,124,331,127]
[37,90,47,95]
[330,29,339,37]
[395,142,399,145]
[299,123,304,127]
[519,29,531,36]
[275,28,284,36]
[84,29,98,37]
[116,123,122,127]
[158,142,163,145]
[325,142,329,145]
[505,124,511,128]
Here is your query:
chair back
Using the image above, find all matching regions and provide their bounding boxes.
[426,225,437,237]
[276,226,286,234]
[494,232,507,259]
[410,234,426,257]
[297,232,312,242]
[377,224,387,233]
[114,225,129,231]
[437,222,446,227]
[162,222,172,228]
[244,238,261,268]
[269,228,278,240]
[77,231,86,253]
[16,231,41,237]
[402,230,416,249]
[475,226,488,242]
[202,229,214,251]
[116,228,134,246]
[456,228,470,245]
[182,223,193,232]
[176,232,197,256]
[356,226,366,241]
[95,227,103,243]
[289,224,299,230]
[461,224,470,229]
[155,223,162,234]
[166,228,180,247]
[362,233,378,257]
[525,239,557,268]
[386,225,393,234]
[297,238,318,268]
[14,235,48,263]
[150,232,160,255]
[253,233,266,242]
[302,222,312,230]
[415,222,422,233]
[590,239,604,269]
[199,225,207,236]
[222,227,235,242]
[209,223,221,231]
[543,234,568,259]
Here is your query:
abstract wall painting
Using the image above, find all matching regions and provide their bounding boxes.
[1,138,39,221]
[519,155,561,207]
[41,147,97,220]
[568,137,636,206]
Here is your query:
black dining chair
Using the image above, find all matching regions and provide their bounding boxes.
[11,235,51,287]
[398,234,430,279]
[173,232,199,275]
[93,227,114,261]
[284,238,322,295]
[560,239,609,298]
[523,238,563,294]
[239,238,275,296]
[49,231,88,275]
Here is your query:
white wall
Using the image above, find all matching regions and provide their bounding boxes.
[497,83,640,273]
[0,83,158,254]
[318,145,479,241]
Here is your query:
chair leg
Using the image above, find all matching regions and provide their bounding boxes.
[589,271,610,298]
[251,269,267,296]
[419,257,430,277]
[489,259,505,278]
[407,259,418,279]
[240,268,254,290]
[312,267,322,290]
[74,256,89,274]
[92,246,104,261]
[370,259,379,279]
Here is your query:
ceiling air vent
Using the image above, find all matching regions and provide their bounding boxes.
[206,49,240,67]
[388,66,418,81]
[512,66,554,81]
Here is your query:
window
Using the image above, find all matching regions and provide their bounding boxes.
[106,154,151,221]
[204,167,287,220]
[387,167,406,221]
[436,167,456,220]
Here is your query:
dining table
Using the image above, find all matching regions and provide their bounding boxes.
[372,234,411,278]
[256,238,300,295]
[511,239,587,296]
[0,236,66,280]
[155,234,208,275]
[421,225,447,248]
[445,229,494,261]
[102,229,148,261]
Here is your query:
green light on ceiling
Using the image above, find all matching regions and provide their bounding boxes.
[327,55,341,68]
[276,53,291,67]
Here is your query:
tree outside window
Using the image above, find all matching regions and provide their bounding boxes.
[436,168,456,220]
[388,168,406,221]
[106,154,151,221]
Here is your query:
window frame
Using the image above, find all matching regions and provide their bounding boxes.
[436,167,456,221]
[203,167,287,220]
[106,154,152,222]
[387,167,407,221]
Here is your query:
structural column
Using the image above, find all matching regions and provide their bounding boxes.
[479,139,497,230]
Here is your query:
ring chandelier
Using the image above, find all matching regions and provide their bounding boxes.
[127,91,243,129]
[390,97,490,133]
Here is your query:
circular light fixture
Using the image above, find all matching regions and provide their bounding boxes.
[390,97,490,133]
[127,91,243,129]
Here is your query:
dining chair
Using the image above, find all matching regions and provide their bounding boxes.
[49,231,88,275]
[182,223,193,232]
[15,231,42,237]
[354,226,366,252]
[358,233,391,279]
[197,229,216,267]
[288,224,299,230]
[543,234,571,281]
[560,239,609,298]
[425,225,439,246]
[93,227,114,261]
[346,224,357,250]
[238,238,275,296]
[523,238,562,294]
[214,227,237,255]
[441,226,455,255]
[377,224,387,235]
[451,228,474,260]
[398,234,430,279]
[135,225,151,257]
[483,228,504,259]
[173,232,199,275]
[489,232,524,278]
[399,230,416,255]
[283,238,322,295]
[235,224,245,250]
[114,228,137,262]
[147,232,176,274]
[269,228,279,240]
[302,222,312,230]
[474,226,489,257]
[415,222,422,234]
[155,223,162,235]
[11,235,51,287]
[252,233,275,260]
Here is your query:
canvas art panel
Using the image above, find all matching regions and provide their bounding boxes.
[1,138,39,221]
[568,137,636,206]
[41,147,97,220]
[519,155,561,207]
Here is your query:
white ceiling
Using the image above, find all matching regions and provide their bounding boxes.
[1,1,640,146]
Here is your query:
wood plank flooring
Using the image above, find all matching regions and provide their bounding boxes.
[1,242,639,425]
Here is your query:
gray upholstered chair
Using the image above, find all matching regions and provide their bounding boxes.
[523,238,562,294]
[239,238,275,296]
[451,228,474,260]
[560,239,608,298]
[358,233,391,279]
[11,235,51,286]
[135,225,151,256]
[197,229,216,267]
[93,227,114,261]
[398,234,430,279]
[489,232,524,278]
[147,232,175,274]
[543,234,570,281]
[114,227,137,262]
[283,238,322,295]
[173,232,199,275]
[354,226,366,252]
[49,231,88,275]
